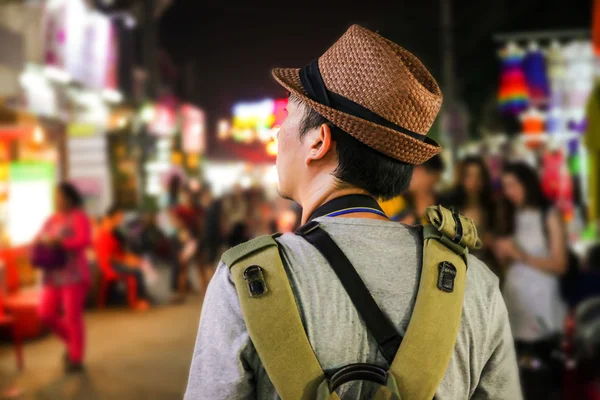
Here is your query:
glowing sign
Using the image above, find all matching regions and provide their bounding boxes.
[230,98,287,143]
[149,104,176,136]
[8,162,55,245]
[181,104,206,154]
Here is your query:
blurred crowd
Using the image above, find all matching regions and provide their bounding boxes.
[88,177,302,308]
[382,154,600,399]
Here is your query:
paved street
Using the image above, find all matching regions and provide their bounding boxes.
[0,296,202,400]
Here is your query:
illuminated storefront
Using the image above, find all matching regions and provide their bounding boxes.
[215,97,286,160]
[205,98,287,196]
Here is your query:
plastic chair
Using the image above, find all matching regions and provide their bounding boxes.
[1,246,43,340]
[93,241,138,309]
[97,273,138,309]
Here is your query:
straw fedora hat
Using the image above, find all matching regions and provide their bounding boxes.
[272,24,443,165]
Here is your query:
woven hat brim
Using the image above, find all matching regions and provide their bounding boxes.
[272,67,442,165]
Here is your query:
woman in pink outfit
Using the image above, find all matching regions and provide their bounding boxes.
[36,183,92,373]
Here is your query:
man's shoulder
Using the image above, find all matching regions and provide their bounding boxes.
[274,221,420,251]
[462,254,503,322]
[219,231,500,301]
[465,254,501,295]
[221,234,279,269]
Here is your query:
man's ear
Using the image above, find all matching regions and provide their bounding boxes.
[305,123,334,166]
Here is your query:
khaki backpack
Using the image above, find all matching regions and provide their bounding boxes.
[221,205,481,400]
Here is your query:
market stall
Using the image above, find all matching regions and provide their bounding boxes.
[495,29,596,239]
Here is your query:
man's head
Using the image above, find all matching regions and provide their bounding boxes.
[408,155,445,194]
[276,95,414,203]
[272,25,443,210]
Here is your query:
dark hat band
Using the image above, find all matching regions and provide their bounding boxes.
[298,60,424,143]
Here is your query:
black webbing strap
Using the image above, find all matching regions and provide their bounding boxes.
[296,221,402,365]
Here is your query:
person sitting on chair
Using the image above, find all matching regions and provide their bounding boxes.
[95,206,150,311]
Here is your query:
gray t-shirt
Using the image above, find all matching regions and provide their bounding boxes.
[185,217,521,399]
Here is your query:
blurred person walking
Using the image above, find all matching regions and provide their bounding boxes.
[168,208,203,296]
[202,194,225,267]
[441,156,501,278]
[34,183,92,373]
[223,186,250,248]
[186,25,520,399]
[173,188,202,238]
[379,154,445,225]
[247,188,277,237]
[496,162,568,399]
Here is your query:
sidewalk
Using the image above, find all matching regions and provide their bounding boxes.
[0,296,202,400]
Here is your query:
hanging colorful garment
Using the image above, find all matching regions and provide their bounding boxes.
[547,43,566,99]
[523,48,550,109]
[546,108,563,135]
[564,41,594,127]
[498,48,529,116]
[593,0,600,56]
[542,150,564,202]
[520,107,546,148]
[542,150,574,219]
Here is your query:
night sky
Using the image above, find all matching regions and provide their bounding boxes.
[159,0,592,135]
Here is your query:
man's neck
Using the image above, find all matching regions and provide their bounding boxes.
[298,184,381,225]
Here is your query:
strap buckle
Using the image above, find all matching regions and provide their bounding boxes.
[449,207,463,245]
[437,261,457,293]
[243,265,268,297]
[329,363,388,391]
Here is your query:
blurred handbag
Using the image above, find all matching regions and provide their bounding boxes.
[31,243,68,270]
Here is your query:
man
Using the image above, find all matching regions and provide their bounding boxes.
[380,154,445,225]
[186,25,520,399]
[94,206,150,311]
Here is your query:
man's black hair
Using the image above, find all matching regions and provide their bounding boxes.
[292,96,413,200]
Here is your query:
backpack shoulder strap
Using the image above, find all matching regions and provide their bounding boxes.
[222,235,325,400]
[390,205,481,400]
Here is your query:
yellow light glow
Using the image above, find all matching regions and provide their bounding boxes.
[140,104,155,123]
[33,126,45,144]
[118,116,128,128]
[242,129,254,143]
[218,119,230,140]
[266,139,278,156]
